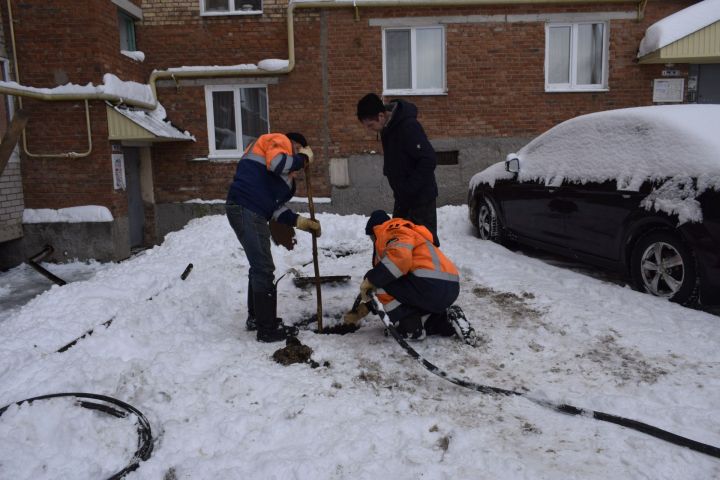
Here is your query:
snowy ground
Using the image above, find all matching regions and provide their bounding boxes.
[1,206,719,479]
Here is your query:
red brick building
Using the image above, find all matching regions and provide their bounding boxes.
[0,0,716,267]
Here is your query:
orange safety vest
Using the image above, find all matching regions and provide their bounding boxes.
[241,133,298,184]
[370,218,459,309]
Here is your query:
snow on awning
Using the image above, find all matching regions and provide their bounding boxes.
[107,104,194,143]
[638,0,720,64]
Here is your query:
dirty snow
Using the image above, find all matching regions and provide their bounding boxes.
[1,206,719,479]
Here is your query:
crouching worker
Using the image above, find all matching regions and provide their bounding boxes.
[344,210,476,345]
[226,132,322,343]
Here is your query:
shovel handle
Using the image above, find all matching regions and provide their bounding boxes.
[304,162,323,331]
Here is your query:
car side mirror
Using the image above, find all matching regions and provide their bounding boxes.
[505,157,519,174]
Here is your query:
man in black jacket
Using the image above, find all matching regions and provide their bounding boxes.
[356,93,440,246]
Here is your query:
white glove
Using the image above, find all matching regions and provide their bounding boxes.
[296,215,321,237]
[359,277,375,302]
[298,146,314,164]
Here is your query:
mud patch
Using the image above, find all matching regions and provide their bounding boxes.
[473,285,546,328]
[581,334,668,385]
[272,337,329,369]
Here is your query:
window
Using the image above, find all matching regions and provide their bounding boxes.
[383,26,445,95]
[545,22,608,92]
[205,85,269,158]
[0,59,11,138]
[118,11,136,51]
[201,0,262,15]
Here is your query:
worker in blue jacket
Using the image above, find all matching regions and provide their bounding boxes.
[226,132,321,343]
[357,93,440,246]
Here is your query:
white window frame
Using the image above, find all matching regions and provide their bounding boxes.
[200,0,262,16]
[544,21,609,92]
[382,25,446,96]
[204,85,269,159]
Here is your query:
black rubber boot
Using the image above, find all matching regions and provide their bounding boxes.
[254,289,296,342]
[446,305,478,346]
[424,311,456,337]
[246,283,256,331]
[398,313,426,341]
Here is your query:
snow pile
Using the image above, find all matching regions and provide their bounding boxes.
[23,206,113,223]
[1,207,719,479]
[638,0,720,57]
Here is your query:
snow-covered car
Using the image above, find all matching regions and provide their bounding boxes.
[468,104,720,306]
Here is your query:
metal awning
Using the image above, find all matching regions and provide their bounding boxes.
[106,105,194,143]
[639,20,720,64]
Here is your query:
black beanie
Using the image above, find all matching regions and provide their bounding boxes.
[285,132,308,147]
[365,210,390,235]
[356,93,387,121]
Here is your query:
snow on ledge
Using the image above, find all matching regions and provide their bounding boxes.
[121,50,146,62]
[23,206,114,224]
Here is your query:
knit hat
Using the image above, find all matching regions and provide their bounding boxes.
[285,132,308,147]
[356,93,387,121]
[365,210,390,235]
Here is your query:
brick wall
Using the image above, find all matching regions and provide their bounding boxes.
[0,151,23,243]
[2,0,697,215]
[0,0,149,220]
[140,0,692,203]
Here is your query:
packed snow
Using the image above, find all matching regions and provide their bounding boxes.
[1,206,719,479]
[638,0,720,57]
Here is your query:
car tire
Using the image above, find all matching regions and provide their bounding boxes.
[630,231,699,306]
[475,196,501,242]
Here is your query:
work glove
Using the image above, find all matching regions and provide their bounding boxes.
[296,215,321,237]
[342,302,369,325]
[298,146,314,164]
[359,277,375,302]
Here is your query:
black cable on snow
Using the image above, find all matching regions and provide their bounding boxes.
[56,263,194,353]
[0,392,153,479]
[365,297,720,460]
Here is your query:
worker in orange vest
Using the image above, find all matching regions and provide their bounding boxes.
[226,132,321,343]
[344,210,476,345]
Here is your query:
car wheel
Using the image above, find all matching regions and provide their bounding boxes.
[475,196,500,241]
[630,231,699,305]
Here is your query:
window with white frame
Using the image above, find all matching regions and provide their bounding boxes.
[545,22,608,92]
[205,85,269,158]
[201,0,262,15]
[383,26,446,95]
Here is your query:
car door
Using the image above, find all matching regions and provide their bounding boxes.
[558,180,645,261]
[495,179,568,247]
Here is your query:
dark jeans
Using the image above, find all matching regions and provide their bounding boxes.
[393,198,439,246]
[226,204,275,311]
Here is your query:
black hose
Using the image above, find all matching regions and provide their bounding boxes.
[28,245,66,286]
[0,392,153,479]
[365,298,720,460]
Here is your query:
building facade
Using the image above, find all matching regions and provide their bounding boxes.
[0,0,716,267]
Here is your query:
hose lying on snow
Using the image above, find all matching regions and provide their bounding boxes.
[365,297,720,460]
[0,392,153,479]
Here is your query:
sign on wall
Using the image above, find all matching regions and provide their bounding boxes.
[652,78,685,103]
[111,145,126,190]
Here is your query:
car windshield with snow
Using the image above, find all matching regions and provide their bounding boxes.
[468,104,720,306]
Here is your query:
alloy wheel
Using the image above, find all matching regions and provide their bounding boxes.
[639,241,685,298]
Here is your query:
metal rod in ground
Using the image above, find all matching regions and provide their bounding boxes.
[28,245,67,286]
[304,163,323,332]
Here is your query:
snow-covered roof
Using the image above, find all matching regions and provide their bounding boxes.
[112,104,194,141]
[638,0,720,58]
